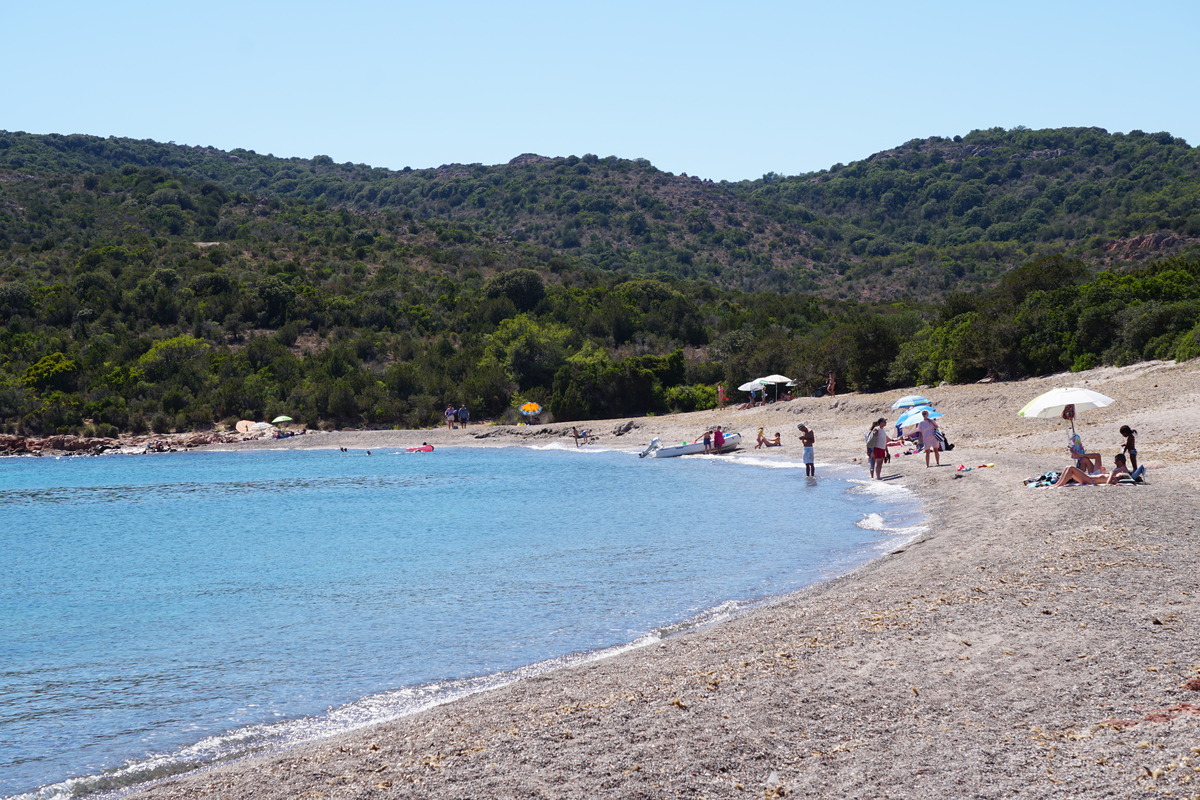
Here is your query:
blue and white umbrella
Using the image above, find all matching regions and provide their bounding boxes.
[891,394,932,409]
[895,405,942,430]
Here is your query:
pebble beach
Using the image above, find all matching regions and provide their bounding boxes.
[125,359,1200,799]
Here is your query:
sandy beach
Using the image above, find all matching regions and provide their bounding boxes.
[127,360,1200,799]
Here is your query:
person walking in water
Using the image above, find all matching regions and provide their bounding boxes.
[798,424,815,477]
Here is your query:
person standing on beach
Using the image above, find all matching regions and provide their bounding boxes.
[445,405,457,430]
[1120,425,1138,470]
[826,372,837,397]
[702,429,712,454]
[458,405,469,429]
[917,410,941,467]
[868,418,889,479]
[865,423,877,476]
[713,426,725,453]
[798,424,815,477]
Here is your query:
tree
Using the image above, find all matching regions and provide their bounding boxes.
[480,315,576,390]
[483,269,545,312]
[24,352,79,392]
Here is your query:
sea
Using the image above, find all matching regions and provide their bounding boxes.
[0,443,923,799]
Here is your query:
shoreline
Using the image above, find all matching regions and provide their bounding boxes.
[12,438,920,800]
[108,360,1200,797]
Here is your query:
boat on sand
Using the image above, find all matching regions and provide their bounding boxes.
[639,432,741,458]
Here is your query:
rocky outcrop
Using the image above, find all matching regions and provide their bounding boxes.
[1102,231,1185,254]
[0,434,118,455]
[611,420,638,436]
[0,431,244,456]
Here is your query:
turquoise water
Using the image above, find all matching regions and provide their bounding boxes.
[0,444,919,799]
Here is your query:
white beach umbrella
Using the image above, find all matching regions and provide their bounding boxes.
[1018,387,1114,418]
[738,380,765,392]
[754,375,793,400]
[1018,386,1114,433]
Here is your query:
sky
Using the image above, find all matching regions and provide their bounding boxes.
[5,0,1198,182]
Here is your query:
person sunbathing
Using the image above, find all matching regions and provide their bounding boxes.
[1051,464,1109,487]
[1052,456,1129,487]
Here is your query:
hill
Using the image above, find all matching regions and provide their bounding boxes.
[1,127,1198,436]
[4,126,1199,298]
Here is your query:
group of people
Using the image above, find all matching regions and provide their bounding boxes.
[865,409,944,480]
[444,404,470,430]
[1050,425,1144,487]
[721,372,835,410]
[698,423,816,477]
[754,427,782,449]
[697,426,728,454]
[570,426,598,447]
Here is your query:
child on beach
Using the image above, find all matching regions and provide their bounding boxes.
[798,424,815,477]
[1119,425,1138,471]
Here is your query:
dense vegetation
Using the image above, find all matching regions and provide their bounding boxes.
[1,127,1198,436]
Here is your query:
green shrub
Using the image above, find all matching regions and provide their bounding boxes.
[1174,323,1200,361]
[664,384,716,413]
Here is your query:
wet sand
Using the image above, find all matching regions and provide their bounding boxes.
[129,359,1200,799]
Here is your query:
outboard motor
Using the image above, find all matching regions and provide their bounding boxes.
[638,438,661,458]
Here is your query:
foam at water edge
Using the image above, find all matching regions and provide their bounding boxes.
[719,454,807,469]
[6,448,924,800]
[17,636,664,800]
[833,467,928,547]
[526,441,619,454]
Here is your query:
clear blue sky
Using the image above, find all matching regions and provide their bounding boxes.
[5,0,1197,181]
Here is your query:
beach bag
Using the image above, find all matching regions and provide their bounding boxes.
[935,428,954,451]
